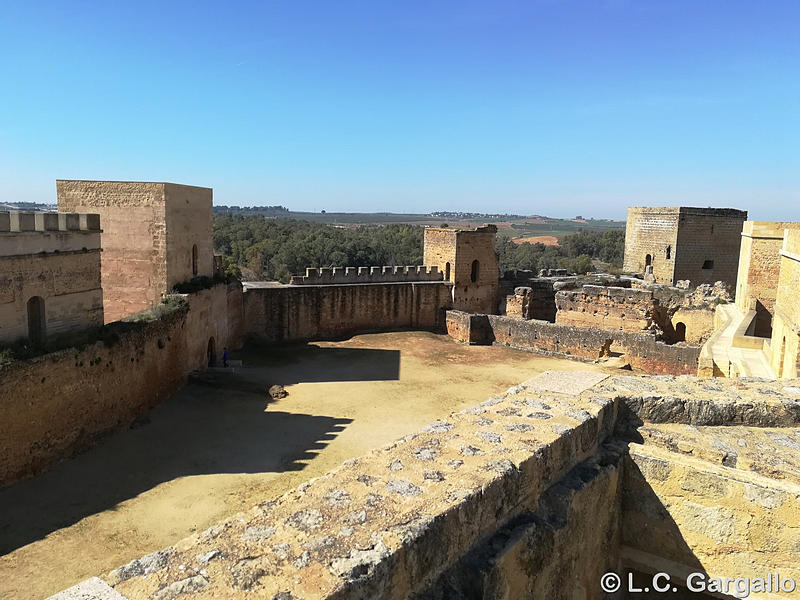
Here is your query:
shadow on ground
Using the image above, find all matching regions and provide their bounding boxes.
[0,344,400,554]
[0,379,351,555]
[244,343,401,384]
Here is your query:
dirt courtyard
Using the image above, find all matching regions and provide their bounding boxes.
[0,332,609,599]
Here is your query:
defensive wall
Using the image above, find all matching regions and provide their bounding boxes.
[0,283,243,488]
[242,280,453,343]
[290,266,443,285]
[446,310,701,375]
[57,180,214,323]
[0,211,104,344]
[54,372,800,600]
[735,221,800,338]
[769,229,800,378]
[623,207,747,287]
[554,285,663,334]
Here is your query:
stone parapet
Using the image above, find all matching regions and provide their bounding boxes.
[289,266,442,285]
[52,373,800,600]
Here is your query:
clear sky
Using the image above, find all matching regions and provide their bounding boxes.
[0,1,797,220]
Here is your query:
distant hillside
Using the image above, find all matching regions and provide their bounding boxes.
[212,205,626,234]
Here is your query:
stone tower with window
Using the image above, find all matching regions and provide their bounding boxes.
[623,206,747,288]
[423,224,499,314]
[57,180,213,322]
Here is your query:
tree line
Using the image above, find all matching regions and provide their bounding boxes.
[213,215,625,282]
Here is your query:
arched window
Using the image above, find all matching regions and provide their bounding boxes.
[192,244,198,276]
[666,245,671,260]
[470,260,479,283]
[645,254,652,267]
[27,296,46,345]
[675,322,686,342]
[444,262,451,281]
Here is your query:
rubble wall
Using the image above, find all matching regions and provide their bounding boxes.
[446,310,701,375]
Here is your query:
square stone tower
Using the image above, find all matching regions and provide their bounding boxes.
[623,206,747,287]
[423,225,499,314]
[57,180,213,323]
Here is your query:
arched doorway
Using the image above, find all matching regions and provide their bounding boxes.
[645,254,652,267]
[192,244,198,276]
[207,337,216,367]
[675,322,686,342]
[444,262,451,281]
[470,260,480,283]
[27,296,46,345]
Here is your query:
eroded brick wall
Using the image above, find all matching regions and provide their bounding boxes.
[555,286,658,332]
[770,229,800,378]
[735,222,800,337]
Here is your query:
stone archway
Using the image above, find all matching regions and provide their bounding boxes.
[675,322,686,342]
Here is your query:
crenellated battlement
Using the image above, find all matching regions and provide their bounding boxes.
[0,211,102,258]
[289,265,443,285]
[0,210,100,234]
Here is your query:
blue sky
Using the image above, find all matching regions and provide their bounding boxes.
[0,1,798,220]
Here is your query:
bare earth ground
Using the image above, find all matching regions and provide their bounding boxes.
[0,332,608,599]
[511,235,560,246]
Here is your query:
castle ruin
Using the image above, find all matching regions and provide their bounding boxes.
[1,183,799,600]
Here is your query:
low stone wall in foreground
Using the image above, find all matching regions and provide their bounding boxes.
[52,373,800,600]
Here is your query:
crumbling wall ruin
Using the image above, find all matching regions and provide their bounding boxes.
[446,310,700,375]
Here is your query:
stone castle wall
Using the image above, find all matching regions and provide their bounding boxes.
[446,310,700,375]
[555,285,658,332]
[673,208,747,289]
[290,265,442,285]
[0,211,103,343]
[57,180,214,323]
[735,221,800,338]
[0,284,243,488]
[769,229,800,378]
[60,374,800,600]
[243,281,453,343]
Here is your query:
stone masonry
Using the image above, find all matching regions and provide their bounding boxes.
[623,207,747,287]
[52,372,800,600]
[57,180,214,323]
[423,225,499,314]
[0,210,103,344]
